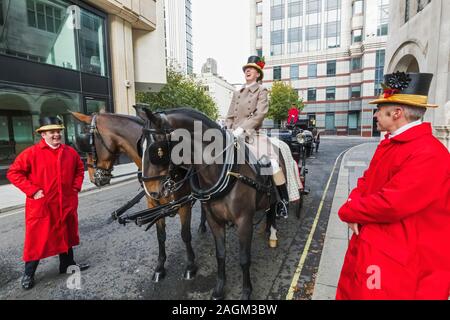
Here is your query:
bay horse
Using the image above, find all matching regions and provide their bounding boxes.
[136,107,287,300]
[70,111,205,282]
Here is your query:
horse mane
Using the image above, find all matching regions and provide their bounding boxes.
[162,107,221,130]
[100,112,145,126]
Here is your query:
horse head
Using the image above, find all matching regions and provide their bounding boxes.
[70,111,119,187]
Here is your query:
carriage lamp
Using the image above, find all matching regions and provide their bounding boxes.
[296,133,305,144]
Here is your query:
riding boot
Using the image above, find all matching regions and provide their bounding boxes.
[273,169,289,219]
[276,183,289,219]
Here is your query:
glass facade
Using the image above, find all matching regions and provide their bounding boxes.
[273,66,282,80]
[271,0,285,56]
[0,0,111,179]
[290,64,299,79]
[0,83,81,164]
[377,0,389,36]
[374,49,386,96]
[0,0,107,76]
[327,60,336,76]
[307,88,316,101]
[326,87,335,100]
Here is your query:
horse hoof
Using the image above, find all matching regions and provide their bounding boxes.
[152,270,166,283]
[183,266,198,280]
[269,239,278,248]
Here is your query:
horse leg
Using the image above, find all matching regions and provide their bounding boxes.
[206,213,226,300]
[152,218,167,282]
[198,205,207,233]
[267,202,278,248]
[237,216,254,300]
[178,205,198,280]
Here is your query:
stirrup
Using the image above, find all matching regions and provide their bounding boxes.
[276,199,289,219]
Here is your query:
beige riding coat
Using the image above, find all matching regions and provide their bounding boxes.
[225,82,276,160]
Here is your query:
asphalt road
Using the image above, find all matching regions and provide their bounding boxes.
[0,137,372,300]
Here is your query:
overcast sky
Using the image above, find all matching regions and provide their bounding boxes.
[192,0,250,85]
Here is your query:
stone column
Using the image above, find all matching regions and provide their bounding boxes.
[108,15,136,115]
[434,101,450,150]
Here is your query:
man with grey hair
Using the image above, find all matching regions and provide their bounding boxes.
[336,72,450,300]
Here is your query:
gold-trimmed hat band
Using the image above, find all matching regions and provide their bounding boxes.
[378,94,428,104]
[36,124,65,133]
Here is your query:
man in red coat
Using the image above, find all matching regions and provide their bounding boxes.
[7,117,89,290]
[336,72,450,300]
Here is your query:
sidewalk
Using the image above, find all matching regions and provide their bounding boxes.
[312,142,378,300]
[0,162,139,214]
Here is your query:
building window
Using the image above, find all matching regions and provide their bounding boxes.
[351,85,361,98]
[273,66,282,80]
[257,25,263,39]
[307,63,317,78]
[326,87,336,100]
[352,28,363,43]
[325,0,340,11]
[351,57,362,71]
[352,0,363,15]
[374,49,386,96]
[307,88,316,101]
[306,24,321,51]
[327,60,336,76]
[1,0,108,76]
[377,0,389,36]
[325,113,335,130]
[271,0,285,56]
[290,64,299,80]
[325,21,341,48]
[26,0,63,33]
[348,112,360,130]
[417,0,431,12]
[306,0,321,14]
[405,0,410,22]
[257,48,263,57]
[288,0,303,17]
[257,1,263,14]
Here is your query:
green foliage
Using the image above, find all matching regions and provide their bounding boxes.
[136,67,219,120]
[267,81,304,123]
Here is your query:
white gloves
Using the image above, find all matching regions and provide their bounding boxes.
[232,127,244,138]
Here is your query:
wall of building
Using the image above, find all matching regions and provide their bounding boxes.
[198,72,235,119]
[386,0,450,148]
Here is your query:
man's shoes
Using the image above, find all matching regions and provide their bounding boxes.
[59,263,90,274]
[21,274,35,290]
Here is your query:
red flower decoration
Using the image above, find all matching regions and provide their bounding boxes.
[383,88,400,98]
[256,61,265,69]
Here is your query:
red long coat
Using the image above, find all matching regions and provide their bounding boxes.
[336,123,450,300]
[7,139,84,262]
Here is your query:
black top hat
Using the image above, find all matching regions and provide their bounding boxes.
[242,56,265,82]
[36,116,65,133]
[369,72,437,108]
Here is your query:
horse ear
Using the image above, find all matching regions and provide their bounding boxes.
[143,108,164,129]
[133,104,148,121]
[70,111,92,124]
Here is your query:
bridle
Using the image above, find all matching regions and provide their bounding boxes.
[87,114,120,182]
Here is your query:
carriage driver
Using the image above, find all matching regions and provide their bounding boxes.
[225,56,289,217]
[7,116,90,290]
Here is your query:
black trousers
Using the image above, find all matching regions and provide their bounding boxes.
[24,248,76,276]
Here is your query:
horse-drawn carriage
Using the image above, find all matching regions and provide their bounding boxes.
[71,106,309,300]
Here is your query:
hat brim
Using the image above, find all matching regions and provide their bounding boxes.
[242,63,264,81]
[369,96,438,109]
[36,125,65,133]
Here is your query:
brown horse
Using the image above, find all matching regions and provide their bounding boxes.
[70,111,203,282]
[136,107,291,300]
